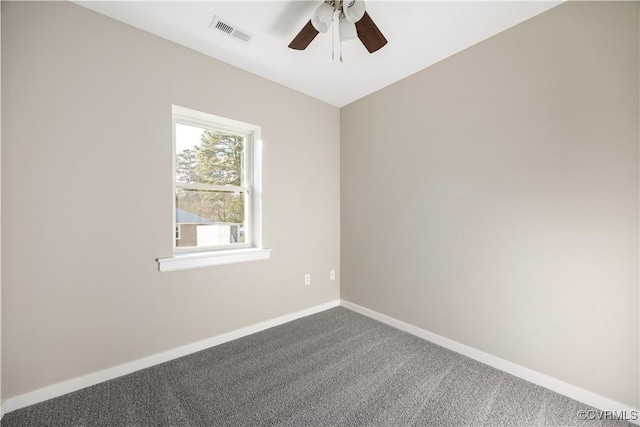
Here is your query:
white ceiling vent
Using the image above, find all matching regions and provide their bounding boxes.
[210,16,253,44]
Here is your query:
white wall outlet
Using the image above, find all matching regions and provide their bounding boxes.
[304,274,311,285]
[330,270,336,280]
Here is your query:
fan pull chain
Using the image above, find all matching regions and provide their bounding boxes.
[338,12,343,62]
[331,15,335,60]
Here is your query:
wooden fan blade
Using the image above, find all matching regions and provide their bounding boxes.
[355,11,387,53]
[288,20,320,50]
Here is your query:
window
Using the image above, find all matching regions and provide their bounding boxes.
[157,106,270,272]
[174,117,250,250]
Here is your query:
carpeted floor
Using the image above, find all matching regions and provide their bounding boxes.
[2,307,633,426]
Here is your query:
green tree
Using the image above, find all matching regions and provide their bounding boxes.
[195,129,243,186]
[176,148,198,183]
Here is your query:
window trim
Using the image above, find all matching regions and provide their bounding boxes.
[158,247,272,272]
[157,105,269,272]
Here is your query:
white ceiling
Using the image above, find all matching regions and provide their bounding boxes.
[75,1,562,107]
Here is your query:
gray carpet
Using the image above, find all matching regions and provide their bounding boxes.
[2,307,633,426]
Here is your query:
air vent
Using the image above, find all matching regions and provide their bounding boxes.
[210,16,253,44]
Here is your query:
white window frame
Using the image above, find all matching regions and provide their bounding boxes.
[158,105,270,272]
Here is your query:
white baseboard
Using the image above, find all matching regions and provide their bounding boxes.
[1,400,5,421]
[340,299,639,425]
[4,299,340,414]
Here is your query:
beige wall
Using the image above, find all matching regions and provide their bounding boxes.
[341,1,639,408]
[1,1,340,398]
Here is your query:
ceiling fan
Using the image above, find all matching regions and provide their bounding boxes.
[288,0,387,56]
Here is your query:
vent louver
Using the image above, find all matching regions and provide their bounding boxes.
[210,16,253,44]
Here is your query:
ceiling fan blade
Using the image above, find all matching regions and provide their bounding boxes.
[288,20,320,50]
[355,11,387,53]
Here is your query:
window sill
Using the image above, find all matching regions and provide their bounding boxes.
[157,248,271,272]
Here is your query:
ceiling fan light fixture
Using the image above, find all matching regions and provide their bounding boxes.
[311,2,335,33]
[343,0,366,23]
[289,0,386,55]
[339,18,358,41]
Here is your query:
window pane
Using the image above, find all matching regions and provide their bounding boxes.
[176,188,246,248]
[175,122,245,186]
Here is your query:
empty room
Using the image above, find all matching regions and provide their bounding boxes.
[1,0,639,425]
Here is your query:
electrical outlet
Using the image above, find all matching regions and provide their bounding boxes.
[330,270,336,280]
[304,274,311,285]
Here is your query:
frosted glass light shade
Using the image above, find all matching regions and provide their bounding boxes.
[311,2,335,33]
[343,0,366,23]
[339,19,358,41]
